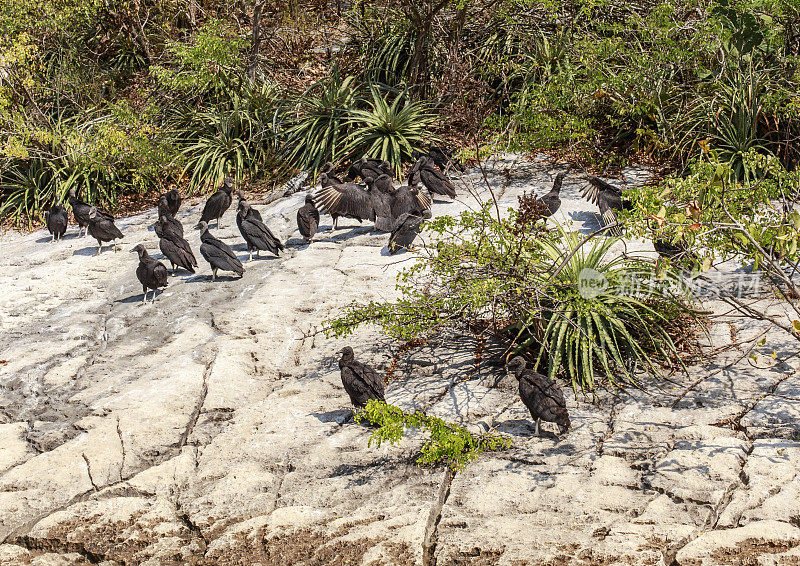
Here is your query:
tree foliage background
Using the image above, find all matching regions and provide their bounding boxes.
[1,0,798,226]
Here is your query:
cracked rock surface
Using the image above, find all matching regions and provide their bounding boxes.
[0,155,798,565]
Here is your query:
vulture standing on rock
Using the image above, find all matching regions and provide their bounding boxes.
[199,177,234,228]
[236,198,284,260]
[131,244,168,303]
[365,177,394,232]
[45,204,68,241]
[388,213,425,254]
[506,356,570,436]
[319,162,343,186]
[390,184,432,220]
[414,146,464,172]
[346,157,394,182]
[540,172,566,218]
[315,178,376,229]
[198,221,245,280]
[581,176,632,236]
[297,195,320,242]
[410,156,457,199]
[154,195,184,239]
[338,347,385,409]
[157,215,197,274]
[163,189,182,217]
[88,207,124,255]
[69,189,113,237]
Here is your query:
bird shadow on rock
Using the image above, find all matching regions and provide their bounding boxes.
[379,246,401,257]
[568,210,605,234]
[312,409,354,425]
[284,237,310,249]
[326,226,375,243]
[72,246,107,257]
[494,418,561,440]
[35,235,76,244]
[114,289,165,304]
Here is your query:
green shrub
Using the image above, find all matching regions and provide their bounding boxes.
[345,87,436,177]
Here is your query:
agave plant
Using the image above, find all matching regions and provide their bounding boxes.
[345,87,436,177]
[524,230,692,392]
[281,74,358,173]
[0,160,62,227]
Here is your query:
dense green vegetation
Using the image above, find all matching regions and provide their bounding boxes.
[2,0,797,227]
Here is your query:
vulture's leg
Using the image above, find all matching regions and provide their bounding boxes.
[94,241,102,256]
[248,249,253,262]
[142,288,148,304]
[51,233,55,242]
[212,268,217,281]
[152,289,157,304]
[534,418,541,437]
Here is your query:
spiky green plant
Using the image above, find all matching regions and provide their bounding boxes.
[345,87,436,177]
[529,230,691,392]
[0,161,61,227]
[281,74,358,173]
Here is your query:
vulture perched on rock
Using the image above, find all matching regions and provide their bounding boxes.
[390,184,432,220]
[236,199,283,260]
[319,162,343,186]
[69,189,113,237]
[314,180,376,229]
[414,146,464,172]
[154,195,184,239]
[88,207,123,255]
[198,221,244,280]
[162,189,182,217]
[297,195,320,242]
[410,156,457,199]
[132,244,168,303]
[506,356,570,436]
[45,204,68,241]
[346,157,394,182]
[581,176,632,236]
[388,213,425,254]
[199,177,234,228]
[338,346,385,409]
[539,172,567,219]
[365,178,394,232]
[157,215,197,274]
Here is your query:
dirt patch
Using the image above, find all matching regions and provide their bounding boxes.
[710,537,800,566]
[442,546,504,566]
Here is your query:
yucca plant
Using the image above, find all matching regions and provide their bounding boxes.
[345,87,436,177]
[281,74,358,173]
[0,160,62,227]
[528,230,692,392]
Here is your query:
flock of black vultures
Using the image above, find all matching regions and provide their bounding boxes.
[38,150,656,436]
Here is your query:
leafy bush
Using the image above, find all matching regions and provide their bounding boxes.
[356,400,511,470]
[345,87,436,176]
[325,201,698,393]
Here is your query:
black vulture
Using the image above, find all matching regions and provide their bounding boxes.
[45,204,68,241]
[198,221,245,280]
[410,156,457,199]
[346,157,394,182]
[68,189,113,237]
[506,356,570,436]
[163,189,182,217]
[367,174,394,194]
[88,207,123,255]
[390,185,432,220]
[540,172,566,218]
[319,162,343,186]
[338,346,385,409]
[131,244,169,303]
[236,199,284,260]
[365,178,394,232]
[388,213,425,254]
[158,216,197,274]
[314,181,376,229]
[654,238,696,262]
[581,176,632,236]
[198,177,234,229]
[413,146,464,172]
[297,194,320,242]
[154,195,184,239]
